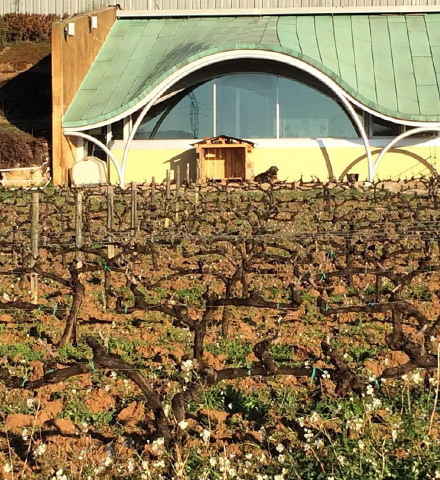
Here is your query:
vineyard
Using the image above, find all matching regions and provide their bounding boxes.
[1,179,440,479]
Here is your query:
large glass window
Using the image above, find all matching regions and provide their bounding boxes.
[216,74,277,138]
[278,77,357,138]
[135,81,213,139]
[134,73,359,140]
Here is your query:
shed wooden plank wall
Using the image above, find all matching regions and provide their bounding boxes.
[3,0,440,15]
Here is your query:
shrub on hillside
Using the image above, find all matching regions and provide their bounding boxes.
[1,13,60,43]
[0,127,48,168]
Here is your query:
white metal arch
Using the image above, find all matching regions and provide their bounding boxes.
[120,50,373,187]
[371,126,440,179]
[64,132,123,185]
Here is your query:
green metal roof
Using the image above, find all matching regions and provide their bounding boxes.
[63,14,440,128]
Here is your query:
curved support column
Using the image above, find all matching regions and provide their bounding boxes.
[339,101,372,181]
[64,131,123,186]
[372,126,440,180]
[120,50,373,185]
[121,98,156,188]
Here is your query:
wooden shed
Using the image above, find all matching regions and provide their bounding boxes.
[194,135,254,182]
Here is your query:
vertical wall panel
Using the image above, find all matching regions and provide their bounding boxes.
[0,0,440,14]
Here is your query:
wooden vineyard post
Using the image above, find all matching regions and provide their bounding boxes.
[105,185,114,309]
[75,190,83,262]
[151,177,156,204]
[175,167,180,222]
[166,169,171,200]
[107,185,115,259]
[186,163,190,185]
[130,181,137,238]
[195,184,200,206]
[165,169,171,228]
[30,191,39,304]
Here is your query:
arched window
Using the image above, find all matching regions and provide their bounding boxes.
[134,73,358,140]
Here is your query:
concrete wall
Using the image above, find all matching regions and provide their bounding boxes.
[107,138,440,184]
[52,7,116,185]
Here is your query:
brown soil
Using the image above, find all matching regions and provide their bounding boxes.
[0,41,51,166]
[0,42,50,85]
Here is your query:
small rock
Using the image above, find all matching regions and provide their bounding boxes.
[49,418,76,435]
[5,413,35,433]
[37,399,64,425]
[117,401,145,427]
[86,389,115,414]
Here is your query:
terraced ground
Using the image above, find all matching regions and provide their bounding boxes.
[0,180,440,479]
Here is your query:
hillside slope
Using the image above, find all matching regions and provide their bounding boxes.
[0,41,50,168]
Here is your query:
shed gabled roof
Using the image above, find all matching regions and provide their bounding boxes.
[63,13,440,129]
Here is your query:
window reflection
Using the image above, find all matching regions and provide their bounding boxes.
[216,74,277,138]
[135,82,213,139]
[134,73,359,140]
[278,77,357,138]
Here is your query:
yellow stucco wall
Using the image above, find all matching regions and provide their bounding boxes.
[108,140,439,184]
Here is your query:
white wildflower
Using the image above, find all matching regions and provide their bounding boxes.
[392,429,398,442]
[178,420,188,430]
[3,463,12,473]
[201,429,210,443]
[127,459,135,473]
[314,439,324,448]
[366,384,374,396]
[278,454,285,463]
[298,416,305,427]
[154,459,165,469]
[353,418,363,431]
[412,370,422,385]
[34,443,47,457]
[310,411,320,423]
[26,398,34,409]
[209,457,217,467]
[152,437,165,452]
[276,443,284,453]
[181,359,194,372]
[358,440,365,451]
[227,467,237,477]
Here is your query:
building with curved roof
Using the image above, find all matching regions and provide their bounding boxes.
[52,3,440,185]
